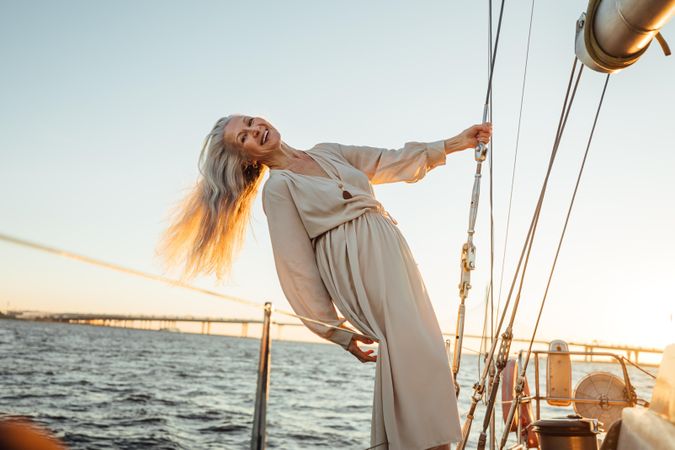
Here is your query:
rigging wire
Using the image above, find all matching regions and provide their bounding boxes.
[498,61,584,343]
[451,0,506,396]
[486,0,498,444]
[457,57,583,450]
[495,0,536,328]
[621,356,657,379]
[478,285,492,391]
[521,74,610,374]
[499,74,611,449]
[487,0,496,351]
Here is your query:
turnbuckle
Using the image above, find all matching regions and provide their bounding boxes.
[471,382,485,403]
[514,376,525,395]
[496,329,513,369]
[475,142,488,162]
[459,242,475,299]
[461,242,477,271]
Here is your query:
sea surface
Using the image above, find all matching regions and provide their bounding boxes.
[0,320,657,449]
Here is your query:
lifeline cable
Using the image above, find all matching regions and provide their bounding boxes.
[0,232,367,339]
[499,73,611,449]
[1,232,505,352]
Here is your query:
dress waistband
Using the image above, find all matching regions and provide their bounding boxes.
[312,207,399,245]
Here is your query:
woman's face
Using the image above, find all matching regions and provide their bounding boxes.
[222,115,281,163]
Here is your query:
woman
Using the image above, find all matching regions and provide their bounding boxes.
[161,115,492,450]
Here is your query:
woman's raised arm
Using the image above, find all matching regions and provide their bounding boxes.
[336,123,492,185]
[337,140,447,185]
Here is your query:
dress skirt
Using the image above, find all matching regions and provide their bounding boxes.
[313,211,462,450]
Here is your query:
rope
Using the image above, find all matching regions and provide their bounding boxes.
[479,286,491,378]
[519,74,610,374]
[505,62,585,340]
[0,233,262,309]
[0,232,366,338]
[497,75,610,450]
[489,57,583,374]
[621,356,657,379]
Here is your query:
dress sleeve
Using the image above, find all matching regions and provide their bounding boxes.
[262,178,354,349]
[337,140,447,184]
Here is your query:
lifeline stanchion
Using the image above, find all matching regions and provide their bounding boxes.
[251,302,273,450]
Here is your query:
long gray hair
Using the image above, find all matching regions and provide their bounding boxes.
[159,116,266,279]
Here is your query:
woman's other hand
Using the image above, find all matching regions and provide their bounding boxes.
[348,335,377,363]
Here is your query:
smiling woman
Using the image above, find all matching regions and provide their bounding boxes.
[159,114,491,450]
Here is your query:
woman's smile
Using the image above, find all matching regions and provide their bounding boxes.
[223,115,281,159]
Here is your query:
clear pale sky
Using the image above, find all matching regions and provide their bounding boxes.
[1,1,673,349]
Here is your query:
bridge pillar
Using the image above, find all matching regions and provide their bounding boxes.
[207,321,211,335]
[242,322,249,338]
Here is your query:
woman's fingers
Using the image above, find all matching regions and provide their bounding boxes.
[360,349,377,363]
[476,125,492,144]
[462,123,493,148]
[349,339,377,363]
[356,348,376,363]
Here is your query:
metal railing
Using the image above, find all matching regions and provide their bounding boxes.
[251,303,272,449]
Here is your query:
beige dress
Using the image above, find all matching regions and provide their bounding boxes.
[261,141,461,450]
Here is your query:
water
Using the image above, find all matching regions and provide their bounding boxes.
[0,320,657,449]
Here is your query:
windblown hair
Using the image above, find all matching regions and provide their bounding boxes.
[159,116,266,279]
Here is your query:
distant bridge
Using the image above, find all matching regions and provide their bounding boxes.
[442,333,663,366]
[11,312,302,338]
[4,311,663,364]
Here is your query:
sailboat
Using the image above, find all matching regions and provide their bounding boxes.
[449,0,675,449]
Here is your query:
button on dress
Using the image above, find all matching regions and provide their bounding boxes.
[261,141,462,450]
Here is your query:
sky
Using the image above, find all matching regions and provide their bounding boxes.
[1,1,674,350]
